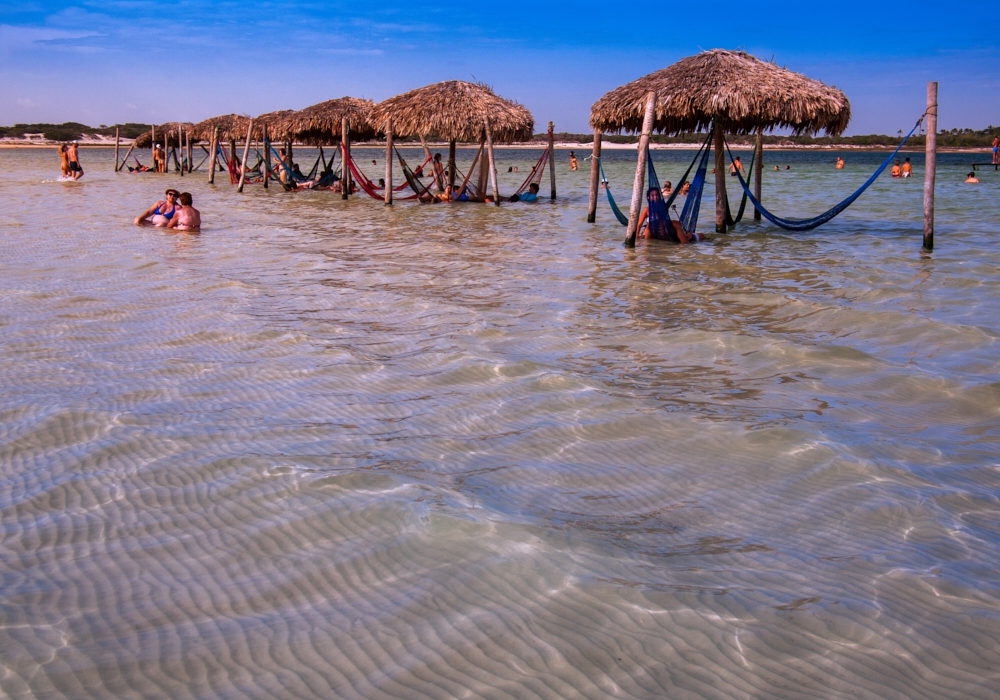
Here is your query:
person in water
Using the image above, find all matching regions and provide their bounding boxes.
[519,182,540,202]
[836,156,845,169]
[774,165,779,171]
[432,153,445,190]
[67,141,84,179]
[662,180,672,196]
[728,156,745,177]
[58,144,70,178]
[966,172,980,183]
[167,192,201,230]
[134,189,180,226]
[569,151,579,171]
[902,157,913,178]
[891,160,902,178]
[679,181,691,195]
[635,188,702,243]
[153,144,165,173]
[993,136,999,165]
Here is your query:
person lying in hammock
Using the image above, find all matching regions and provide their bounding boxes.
[635,187,702,243]
[519,182,540,202]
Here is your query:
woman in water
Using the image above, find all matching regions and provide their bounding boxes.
[134,189,180,227]
[58,144,70,178]
[635,188,702,243]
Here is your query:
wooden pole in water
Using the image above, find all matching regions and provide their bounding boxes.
[174,130,183,177]
[753,126,763,221]
[163,129,169,174]
[476,139,489,201]
[485,119,500,206]
[587,128,602,223]
[119,142,135,172]
[263,126,270,190]
[237,119,253,193]
[286,140,293,167]
[448,140,456,191]
[186,129,192,172]
[548,121,556,200]
[341,117,351,200]
[385,119,393,206]
[625,91,656,247]
[208,127,218,184]
[114,127,121,172]
[714,121,727,232]
[923,81,938,250]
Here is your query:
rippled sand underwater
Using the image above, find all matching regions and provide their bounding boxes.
[2,146,999,699]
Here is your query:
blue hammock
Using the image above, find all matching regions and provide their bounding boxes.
[725,118,922,231]
[598,157,629,226]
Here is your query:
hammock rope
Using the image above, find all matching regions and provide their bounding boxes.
[515,149,549,196]
[725,117,922,231]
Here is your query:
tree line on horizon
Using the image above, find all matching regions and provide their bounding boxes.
[2,122,998,149]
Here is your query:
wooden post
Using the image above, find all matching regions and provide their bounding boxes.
[151,124,155,156]
[237,119,253,193]
[625,91,656,247]
[923,81,938,250]
[118,142,135,172]
[548,121,556,200]
[263,126,270,190]
[186,129,192,173]
[286,140,293,167]
[485,119,500,206]
[448,140,457,191]
[476,138,489,200]
[208,127,218,184]
[163,130,169,174]
[174,131,183,177]
[341,117,351,200]
[587,128,602,223]
[114,127,121,172]
[753,126,763,221]
[385,119,393,206]
[714,122,727,232]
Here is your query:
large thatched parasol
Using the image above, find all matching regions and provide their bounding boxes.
[590,49,850,136]
[133,122,196,148]
[587,49,851,238]
[370,81,533,205]
[282,97,377,144]
[254,109,296,142]
[190,114,252,143]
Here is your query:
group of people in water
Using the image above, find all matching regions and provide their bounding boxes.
[58,142,84,180]
[134,189,201,230]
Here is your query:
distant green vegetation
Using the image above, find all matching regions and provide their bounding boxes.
[533,126,1000,149]
[0,122,149,141]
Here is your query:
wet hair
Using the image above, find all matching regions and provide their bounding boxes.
[905,157,911,162]
[508,166,513,172]
[968,172,976,178]
[279,148,286,156]
[528,183,540,193]
[434,153,441,160]
[179,192,192,206]
[378,178,385,187]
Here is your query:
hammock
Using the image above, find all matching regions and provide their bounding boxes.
[395,148,437,201]
[725,117,922,231]
[597,158,629,225]
[514,149,549,196]
[723,134,757,226]
[641,134,712,243]
[344,149,433,199]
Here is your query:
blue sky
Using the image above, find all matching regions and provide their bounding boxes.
[1,1,997,134]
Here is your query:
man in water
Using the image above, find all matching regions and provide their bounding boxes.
[993,136,999,165]
[134,189,180,226]
[901,157,913,178]
[167,192,201,230]
[153,144,165,173]
[519,182,540,202]
[67,141,84,179]
[966,172,980,183]
[569,152,578,171]
[728,156,745,176]
[836,156,845,169]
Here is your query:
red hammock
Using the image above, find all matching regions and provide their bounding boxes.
[344,147,433,201]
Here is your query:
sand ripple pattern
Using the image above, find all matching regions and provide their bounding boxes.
[2,148,1000,699]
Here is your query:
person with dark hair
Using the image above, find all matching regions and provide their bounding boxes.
[966,172,980,183]
[168,192,201,230]
[569,151,579,171]
[67,141,84,180]
[520,182,540,202]
[891,160,902,178]
[901,157,913,178]
[135,189,180,226]
[432,153,445,190]
[153,144,165,173]
[58,144,70,178]
[634,187,702,243]
[728,156,745,177]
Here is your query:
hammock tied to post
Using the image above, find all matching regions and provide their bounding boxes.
[639,128,713,244]
[513,149,550,197]
[725,116,923,231]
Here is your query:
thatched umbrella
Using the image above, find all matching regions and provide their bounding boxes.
[191,114,251,143]
[283,97,377,144]
[587,49,851,238]
[133,122,196,148]
[254,109,295,143]
[370,80,534,205]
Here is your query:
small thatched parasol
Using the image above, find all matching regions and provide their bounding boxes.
[590,49,850,136]
[190,114,252,143]
[282,97,377,144]
[370,80,533,143]
[133,122,196,148]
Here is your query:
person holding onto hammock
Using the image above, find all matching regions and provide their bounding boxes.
[519,182,540,202]
[635,187,701,243]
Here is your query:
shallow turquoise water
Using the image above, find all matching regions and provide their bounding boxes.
[1,145,999,699]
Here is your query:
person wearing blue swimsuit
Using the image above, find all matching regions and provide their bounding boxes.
[134,189,180,227]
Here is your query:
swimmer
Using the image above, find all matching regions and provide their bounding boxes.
[728,156,745,177]
[519,182,540,202]
[993,136,999,165]
[836,156,845,169]
[635,188,702,243]
[891,160,902,178]
[569,151,579,171]
[785,165,790,170]
[58,144,70,178]
[774,165,779,171]
[901,157,913,178]
[167,192,201,230]
[662,180,672,196]
[67,140,84,180]
[680,181,690,195]
[134,189,180,226]
[966,172,980,183]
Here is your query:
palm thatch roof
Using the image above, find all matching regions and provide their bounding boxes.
[590,49,851,136]
[370,81,534,143]
[281,97,377,144]
[190,114,253,143]
[254,109,296,142]
[133,122,197,148]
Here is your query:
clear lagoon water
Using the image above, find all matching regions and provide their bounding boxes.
[2,145,999,699]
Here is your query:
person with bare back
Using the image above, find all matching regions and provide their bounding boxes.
[167,192,201,231]
[67,141,84,179]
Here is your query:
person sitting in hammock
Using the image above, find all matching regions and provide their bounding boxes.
[635,188,701,243]
[519,182,540,202]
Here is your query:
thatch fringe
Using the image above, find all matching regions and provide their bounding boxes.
[133,122,197,148]
[280,98,377,144]
[590,49,851,136]
[370,81,533,143]
[190,114,252,143]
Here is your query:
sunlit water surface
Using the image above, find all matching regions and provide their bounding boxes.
[2,146,999,699]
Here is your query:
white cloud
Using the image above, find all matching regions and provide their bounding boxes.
[15,97,37,107]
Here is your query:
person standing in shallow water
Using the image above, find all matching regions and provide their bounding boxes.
[836,156,845,169]
[58,144,70,178]
[67,141,84,180]
[569,152,578,171]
